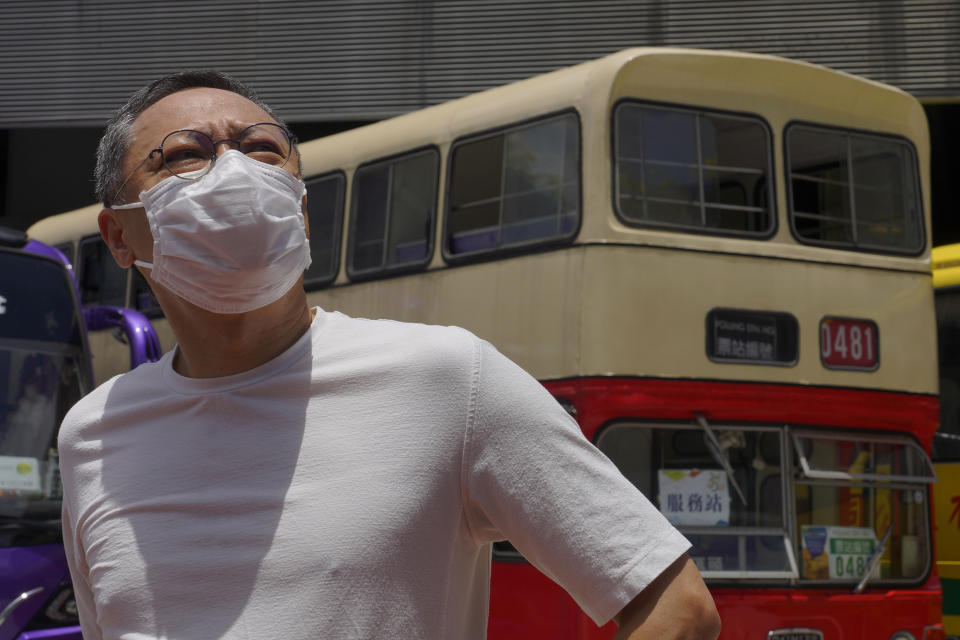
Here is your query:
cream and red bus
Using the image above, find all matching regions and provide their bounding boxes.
[30,48,944,639]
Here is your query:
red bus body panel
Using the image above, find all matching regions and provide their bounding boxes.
[488,378,942,639]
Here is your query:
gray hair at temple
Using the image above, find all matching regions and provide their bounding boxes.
[95,70,287,207]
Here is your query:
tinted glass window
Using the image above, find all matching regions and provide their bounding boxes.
[788,126,922,253]
[55,242,75,266]
[131,268,162,317]
[615,103,772,235]
[305,173,345,287]
[78,235,126,307]
[447,113,579,256]
[349,150,437,277]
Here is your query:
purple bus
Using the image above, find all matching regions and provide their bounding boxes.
[0,227,160,640]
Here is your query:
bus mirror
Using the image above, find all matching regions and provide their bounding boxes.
[83,306,162,369]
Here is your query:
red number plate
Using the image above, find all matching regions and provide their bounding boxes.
[820,317,878,370]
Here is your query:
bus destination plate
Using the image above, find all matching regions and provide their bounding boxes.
[706,308,798,366]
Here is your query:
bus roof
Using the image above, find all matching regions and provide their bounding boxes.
[28,203,101,247]
[31,47,929,268]
[299,46,927,178]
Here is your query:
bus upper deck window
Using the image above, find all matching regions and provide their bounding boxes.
[787,126,923,254]
[305,172,345,287]
[446,112,580,258]
[348,149,437,278]
[613,102,773,237]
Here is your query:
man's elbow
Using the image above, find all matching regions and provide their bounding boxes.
[685,588,721,639]
[662,572,721,639]
[614,555,722,639]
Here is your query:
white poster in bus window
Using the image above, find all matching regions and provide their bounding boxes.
[801,525,879,580]
[657,469,730,526]
[0,456,42,492]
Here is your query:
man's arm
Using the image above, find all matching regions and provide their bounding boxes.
[62,501,103,640]
[613,554,721,640]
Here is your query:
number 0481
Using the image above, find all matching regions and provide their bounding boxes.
[820,317,878,370]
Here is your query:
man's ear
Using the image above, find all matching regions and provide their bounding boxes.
[98,208,136,268]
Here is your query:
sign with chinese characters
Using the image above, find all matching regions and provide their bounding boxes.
[706,308,798,366]
[0,456,42,492]
[657,469,730,526]
[801,525,879,580]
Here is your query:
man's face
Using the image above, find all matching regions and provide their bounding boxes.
[120,87,299,200]
[112,87,302,264]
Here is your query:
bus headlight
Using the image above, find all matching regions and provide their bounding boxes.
[922,623,947,640]
[889,632,916,640]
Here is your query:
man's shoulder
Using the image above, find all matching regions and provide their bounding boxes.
[59,358,167,449]
[322,311,480,358]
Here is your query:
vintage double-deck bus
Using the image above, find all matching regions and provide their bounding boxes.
[30,48,945,639]
[0,228,160,640]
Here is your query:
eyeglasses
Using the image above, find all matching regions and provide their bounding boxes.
[111,122,297,206]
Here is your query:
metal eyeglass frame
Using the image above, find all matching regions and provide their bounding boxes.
[110,121,297,206]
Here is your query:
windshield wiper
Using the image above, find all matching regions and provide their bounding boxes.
[853,524,892,594]
[695,413,747,506]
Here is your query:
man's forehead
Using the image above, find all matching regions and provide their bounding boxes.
[131,87,275,142]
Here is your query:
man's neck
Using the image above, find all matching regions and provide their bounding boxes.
[163,290,315,379]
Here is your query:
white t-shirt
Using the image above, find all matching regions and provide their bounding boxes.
[59,308,690,639]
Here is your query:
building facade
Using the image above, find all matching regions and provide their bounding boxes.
[2,0,959,236]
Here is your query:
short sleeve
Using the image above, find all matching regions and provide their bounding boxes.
[460,339,691,626]
[61,499,103,640]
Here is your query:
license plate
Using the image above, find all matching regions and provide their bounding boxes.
[820,316,878,370]
[768,630,824,640]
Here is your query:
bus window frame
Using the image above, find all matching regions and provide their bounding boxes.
[77,233,129,308]
[303,169,346,290]
[346,146,440,281]
[791,429,936,484]
[594,420,798,583]
[441,109,583,264]
[586,419,934,587]
[791,475,933,587]
[783,120,926,257]
[610,99,778,240]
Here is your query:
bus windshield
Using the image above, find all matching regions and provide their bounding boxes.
[597,422,934,585]
[0,248,90,546]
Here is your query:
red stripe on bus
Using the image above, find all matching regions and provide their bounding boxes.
[542,378,940,447]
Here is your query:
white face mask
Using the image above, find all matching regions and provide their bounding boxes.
[113,150,311,314]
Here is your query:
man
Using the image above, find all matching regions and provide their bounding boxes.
[59,71,721,639]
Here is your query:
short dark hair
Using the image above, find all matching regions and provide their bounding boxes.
[96,70,285,206]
